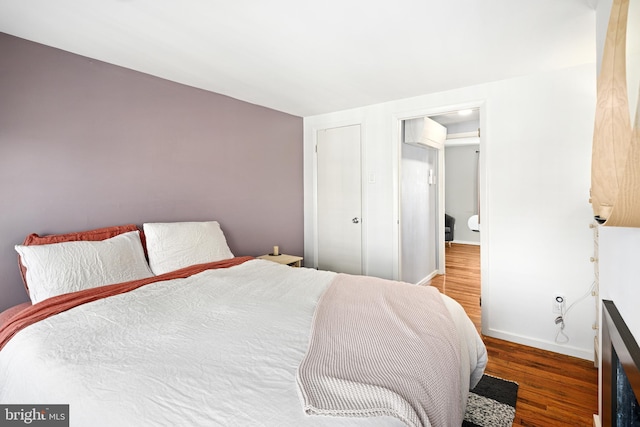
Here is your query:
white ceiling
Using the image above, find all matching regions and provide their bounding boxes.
[0,0,597,117]
[430,109,479,126]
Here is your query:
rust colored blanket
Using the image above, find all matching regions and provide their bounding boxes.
[297,273,462,427]
[0,256,253,351]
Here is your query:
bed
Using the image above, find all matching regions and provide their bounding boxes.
[0,221,487,427]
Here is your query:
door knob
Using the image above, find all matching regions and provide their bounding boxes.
[352,217,360,224]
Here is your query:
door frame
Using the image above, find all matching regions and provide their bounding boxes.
[392,100,488,331]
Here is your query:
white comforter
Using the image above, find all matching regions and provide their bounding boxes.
[0,260,486,427]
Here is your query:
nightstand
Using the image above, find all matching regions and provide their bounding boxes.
[257,254,303,267]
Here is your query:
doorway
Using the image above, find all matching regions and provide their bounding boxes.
[434,108,484,332]
[398,106,483,314]
[432,109,481,246]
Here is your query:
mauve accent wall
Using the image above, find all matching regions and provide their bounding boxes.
[0,33,303,311]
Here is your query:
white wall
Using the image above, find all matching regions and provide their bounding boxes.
[599,227,640,340]
[304,62,597,359]
[401,142,438,284]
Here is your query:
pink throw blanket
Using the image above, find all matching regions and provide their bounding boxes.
[297,273,462,427]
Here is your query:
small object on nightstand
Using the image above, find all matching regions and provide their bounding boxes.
[258,253,303,267]
[273,245,279,256]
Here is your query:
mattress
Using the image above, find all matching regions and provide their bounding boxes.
[0,259,486,426]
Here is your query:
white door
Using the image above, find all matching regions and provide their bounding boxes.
[317,125,362,274]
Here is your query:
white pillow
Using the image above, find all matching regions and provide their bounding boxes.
[15,231,154,304]
[143,221,234,275]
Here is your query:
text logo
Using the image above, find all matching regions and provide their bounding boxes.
[0,405,68,426]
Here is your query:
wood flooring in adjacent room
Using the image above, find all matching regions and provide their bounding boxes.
[429,243,598,427]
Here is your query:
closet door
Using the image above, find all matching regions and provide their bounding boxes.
[316,125,362,274]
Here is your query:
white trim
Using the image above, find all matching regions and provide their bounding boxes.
[593,414,600,427]
[452,240,481,246]
[417,270,439,286]
[486,328,594,361]
[437,147,446,274]
[478,103,490,337]
[447,131,479,140]
[445,137,480,147]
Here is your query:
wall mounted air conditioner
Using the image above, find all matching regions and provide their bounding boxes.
[403,117,447,148]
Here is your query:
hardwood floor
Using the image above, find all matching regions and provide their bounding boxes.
[429,243,598,426]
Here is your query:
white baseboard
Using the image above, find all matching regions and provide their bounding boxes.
[485,328,594,361]
[417,270,439,286]
[452,240,480,246]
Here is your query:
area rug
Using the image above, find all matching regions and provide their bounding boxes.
[463,374,518,427]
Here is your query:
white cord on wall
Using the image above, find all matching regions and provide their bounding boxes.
[555,280,597,344]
